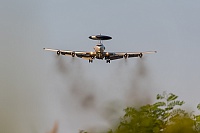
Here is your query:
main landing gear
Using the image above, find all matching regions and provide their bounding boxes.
[106,59,111,63]
[89,59,93,63]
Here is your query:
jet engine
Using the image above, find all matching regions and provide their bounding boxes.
[71,52,75,57]
[57,50,61,55]
[124,53,128,59]
[139,53,143,58]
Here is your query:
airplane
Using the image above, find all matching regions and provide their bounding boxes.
[43,34,156,63]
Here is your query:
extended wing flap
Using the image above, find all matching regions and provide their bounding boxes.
[43,48,92,58]
[128,51,157,58]
[115,51,156,55]
[76,53,89,58]
[114,51,157,58]
[61,51,72,56]
[128,54,140,58]
[109,55,124,60]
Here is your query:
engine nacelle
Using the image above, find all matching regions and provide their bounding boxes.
[57,50,61,55]
[139,53,143,58]
[71,52,75,57]
[124,53,128,59]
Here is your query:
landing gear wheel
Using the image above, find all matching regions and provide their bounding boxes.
[106,59,111,63]
[89,59,93,63]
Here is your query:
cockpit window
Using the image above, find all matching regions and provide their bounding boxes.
[97,44,102,46]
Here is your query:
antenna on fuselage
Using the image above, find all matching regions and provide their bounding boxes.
[99,39,102,44]
[99,33,102,44]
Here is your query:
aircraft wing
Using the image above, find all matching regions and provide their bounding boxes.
[43,48,95,59]
[44,48,156,63]
[106,51,157,60]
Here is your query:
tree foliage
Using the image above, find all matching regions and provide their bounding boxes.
[107,92,200,133]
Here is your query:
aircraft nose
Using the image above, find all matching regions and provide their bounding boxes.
[100,47,104,52]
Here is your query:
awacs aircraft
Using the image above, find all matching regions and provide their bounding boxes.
[44,35,156,63]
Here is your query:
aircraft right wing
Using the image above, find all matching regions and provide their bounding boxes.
[43,48,96,60]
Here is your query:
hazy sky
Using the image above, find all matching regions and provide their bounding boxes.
[1,0,200,133]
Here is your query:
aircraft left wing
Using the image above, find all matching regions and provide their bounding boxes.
[43,48,95,59]
[106,51,157,60]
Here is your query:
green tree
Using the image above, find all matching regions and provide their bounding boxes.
[107,92,199,133]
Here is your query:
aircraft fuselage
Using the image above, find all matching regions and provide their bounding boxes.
[93,43,106,59]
